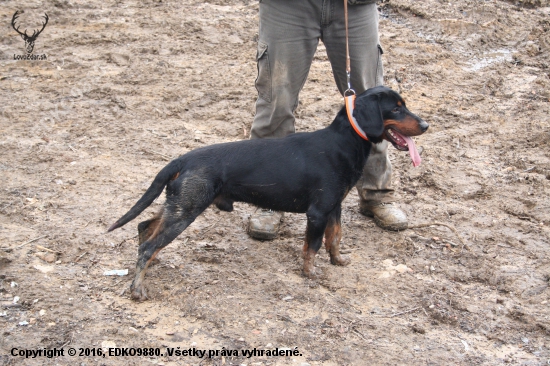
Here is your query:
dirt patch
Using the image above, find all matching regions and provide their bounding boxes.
[1,0,549,365]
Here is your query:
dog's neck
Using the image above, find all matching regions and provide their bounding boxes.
[327,108,376,180]
[330,108,383,145]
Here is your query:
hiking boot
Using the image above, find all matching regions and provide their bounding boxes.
[248,209,284,240]
[359,202,408,231]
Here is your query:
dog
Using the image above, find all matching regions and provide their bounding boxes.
[108,86,428,301]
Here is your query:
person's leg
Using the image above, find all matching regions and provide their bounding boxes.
[250,0,322,139]
[249,0,323,239]
[323,2,407,231]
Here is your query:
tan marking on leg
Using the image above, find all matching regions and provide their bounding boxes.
[324,223,336,253]
[303,248,317,278]
[302,239,308,259]
[146,248,162,268]
[325,222,350,266]
[131,269,147,301]
[132,214,165,302]
[131,248,163,301]
[302,222,310,259]
[138,211,164,245]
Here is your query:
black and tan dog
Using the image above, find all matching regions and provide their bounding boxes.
[108,86,428,301]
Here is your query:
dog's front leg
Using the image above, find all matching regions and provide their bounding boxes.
[302,210,328,278]
[324,205,350,267]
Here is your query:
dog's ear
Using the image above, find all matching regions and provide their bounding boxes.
[353,93,384,137]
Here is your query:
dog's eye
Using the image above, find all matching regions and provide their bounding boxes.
[392,107,400,114]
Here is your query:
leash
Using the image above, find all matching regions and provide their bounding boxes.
[343,0,369,141]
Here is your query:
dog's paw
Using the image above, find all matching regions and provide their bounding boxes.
[130,285,148,301]
[302,266,318,279]
[330,254,351,267]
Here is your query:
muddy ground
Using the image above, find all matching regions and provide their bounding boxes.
[0,0,550,365]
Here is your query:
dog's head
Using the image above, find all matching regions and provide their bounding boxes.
[353,86,429,166]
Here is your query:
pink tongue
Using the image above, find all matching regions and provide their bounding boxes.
[402,135,421,167]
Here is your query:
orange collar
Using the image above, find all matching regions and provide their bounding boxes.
[345,94,369,141]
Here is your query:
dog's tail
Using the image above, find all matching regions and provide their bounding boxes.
[107,159,183,232]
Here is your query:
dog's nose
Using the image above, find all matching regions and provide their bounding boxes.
[420,120,429,132]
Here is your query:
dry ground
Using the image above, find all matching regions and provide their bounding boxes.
[1,0,550,365]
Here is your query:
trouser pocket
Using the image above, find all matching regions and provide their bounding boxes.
[255,42,272,102]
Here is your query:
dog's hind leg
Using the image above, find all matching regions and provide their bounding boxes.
[137,210,164,245]
[323,205,350,267]
[135,211,165,267]
[131,217,192,301]
[302,208,329,278]
[130,174,217,301]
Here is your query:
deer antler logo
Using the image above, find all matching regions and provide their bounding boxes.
[11,10,49,54]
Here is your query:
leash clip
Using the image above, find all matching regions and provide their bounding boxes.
[345,71,355,97]
[344,88,356,98]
